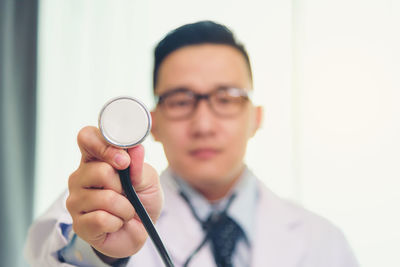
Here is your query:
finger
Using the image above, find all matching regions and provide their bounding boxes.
[77,126,130,170]
[73,210,124,243]
[92,218,148,259]
[69,189,136,222]
[134,163,163,223]
[127,145,145,188]
[70,161,123,193]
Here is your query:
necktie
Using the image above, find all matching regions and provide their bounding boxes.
[203,212,244,267]
[180,192,244,267]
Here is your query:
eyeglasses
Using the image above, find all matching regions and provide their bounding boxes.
[155,87,251,120]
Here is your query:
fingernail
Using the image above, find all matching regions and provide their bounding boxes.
[114,153,128,167]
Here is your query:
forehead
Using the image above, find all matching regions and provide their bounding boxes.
[155,44,251,94]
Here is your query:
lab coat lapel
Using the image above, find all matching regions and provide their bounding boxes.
[252,182,306,267]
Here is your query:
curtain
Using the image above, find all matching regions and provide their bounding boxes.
[0,0,38,266]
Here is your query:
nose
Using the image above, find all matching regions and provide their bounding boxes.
[189,98,216,138]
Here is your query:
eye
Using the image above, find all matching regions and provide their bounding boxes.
[215,95,236,104]
[166,98,193,108]
[214,90,243,105]
[163,92,195,109]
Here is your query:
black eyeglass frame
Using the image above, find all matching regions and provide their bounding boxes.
[155,87,252,120]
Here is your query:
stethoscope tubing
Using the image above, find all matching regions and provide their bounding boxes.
[118,167,175,267]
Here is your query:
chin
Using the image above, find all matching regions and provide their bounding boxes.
[170,157,244,185]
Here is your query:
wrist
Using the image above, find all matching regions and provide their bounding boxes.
[92,247,130,267]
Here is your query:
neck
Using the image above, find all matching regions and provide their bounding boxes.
[192,168,245,202]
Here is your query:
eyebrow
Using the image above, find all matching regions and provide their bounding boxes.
[156,84,242,96]
[156,87,190,98]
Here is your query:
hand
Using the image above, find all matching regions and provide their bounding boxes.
[66,126,163,260]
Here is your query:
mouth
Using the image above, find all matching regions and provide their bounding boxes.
[189,148,221,160]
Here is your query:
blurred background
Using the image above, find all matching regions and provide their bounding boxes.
[1,0,399,266]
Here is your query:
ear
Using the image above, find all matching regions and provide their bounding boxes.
[249,106,263,138]
[150,111,160,142]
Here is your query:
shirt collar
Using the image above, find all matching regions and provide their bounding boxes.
[169,166,259,244]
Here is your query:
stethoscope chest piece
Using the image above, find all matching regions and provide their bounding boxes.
[98,96,151,148]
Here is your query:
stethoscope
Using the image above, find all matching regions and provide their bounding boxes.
[98,96,174,267]
[98,96,238,267]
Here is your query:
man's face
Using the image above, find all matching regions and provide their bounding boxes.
[151,44,262,197]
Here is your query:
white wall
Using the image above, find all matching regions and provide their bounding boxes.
[35,0,294,215]
[35,1,399,266]
[293,1,400,266]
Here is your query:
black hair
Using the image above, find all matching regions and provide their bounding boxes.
[153,20,252,91]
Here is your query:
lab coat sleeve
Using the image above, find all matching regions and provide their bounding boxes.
[24,190,76,267]
[59,233,119,267]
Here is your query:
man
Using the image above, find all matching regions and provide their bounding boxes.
[25,21,359,267]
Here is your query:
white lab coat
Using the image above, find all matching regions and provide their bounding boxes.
[25,171,359,267]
